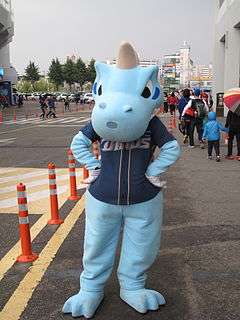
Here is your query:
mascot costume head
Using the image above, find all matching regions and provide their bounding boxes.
[63,42,180,318]
[91,42,162,142]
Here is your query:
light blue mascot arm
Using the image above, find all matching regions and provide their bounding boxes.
[146,140,181,177]
[71,131,101,170]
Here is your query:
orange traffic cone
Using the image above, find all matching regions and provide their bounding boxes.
[47,163,64,225]
[16,183,38,263]
[67,150,80,201]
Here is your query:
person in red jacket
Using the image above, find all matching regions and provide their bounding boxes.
[181,99,198,147]
[167,92,178,115]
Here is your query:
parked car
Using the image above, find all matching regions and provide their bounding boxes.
[83,93,94,104]
[69,94,76,102]
[56,93,69,101]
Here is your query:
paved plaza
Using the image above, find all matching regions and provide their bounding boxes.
[0,103,239,320]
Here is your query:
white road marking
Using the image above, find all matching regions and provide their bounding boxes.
[43,117,76,124]
[0,138,16,146]
[55,118,81,123]
[0,168,18,174]
[37,124,83,127]
[37,117,90,127]
[0,170,47,184]
[0,172,82,194]
[0,185,68,209]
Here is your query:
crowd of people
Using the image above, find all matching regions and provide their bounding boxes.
[163,89,240,162]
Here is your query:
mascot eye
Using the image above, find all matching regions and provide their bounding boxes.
[93,82,97,95]
[141,80,152,98]
[98,85,102,96]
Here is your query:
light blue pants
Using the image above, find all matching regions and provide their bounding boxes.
[80,191,163,292]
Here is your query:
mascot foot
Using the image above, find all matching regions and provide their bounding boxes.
[62,290,104,318]
[120,288,166,314]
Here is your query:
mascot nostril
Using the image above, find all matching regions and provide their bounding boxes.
[64,42,181,319]
[123,105,133,113]
[106,121,118,129]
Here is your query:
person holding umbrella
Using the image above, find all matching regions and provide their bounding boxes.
[224,88,240,160]
[225,110,240,160]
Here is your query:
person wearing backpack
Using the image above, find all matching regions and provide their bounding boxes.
[181,98,198,147]
[192,88,208,148]
[178,89,191,118]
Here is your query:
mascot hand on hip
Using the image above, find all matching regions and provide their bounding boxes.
[63,42,181,318]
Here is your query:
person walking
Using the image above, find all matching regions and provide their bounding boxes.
[39,95,47,120]
[203,111,229,162]
[225,110,240,160]
[193,89,208,148]
[163,92,168,113]
[200,90,209,108]
[46,96,57,118]
[178,88,191,119]
[167,92,178,115]
[183,88,208,148]
[181,99,198,147]
[17,94,24,108]
[64,97,70,112]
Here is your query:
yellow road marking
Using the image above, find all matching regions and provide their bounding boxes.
[0,213,48,282]
[0,167,84,214]
[0,195,85,319]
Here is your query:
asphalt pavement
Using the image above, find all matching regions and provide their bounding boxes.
[0,106,239,320]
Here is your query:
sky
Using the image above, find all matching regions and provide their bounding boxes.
[10,0,214,74]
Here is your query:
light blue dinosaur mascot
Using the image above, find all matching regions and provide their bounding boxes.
[63,42,181,318]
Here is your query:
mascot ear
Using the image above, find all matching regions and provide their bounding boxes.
[94,62,110,80]
[139,65,162,104]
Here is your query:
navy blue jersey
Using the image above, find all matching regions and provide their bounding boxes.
[81,116,175,205]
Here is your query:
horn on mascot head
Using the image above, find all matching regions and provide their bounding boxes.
[116,42,139,69]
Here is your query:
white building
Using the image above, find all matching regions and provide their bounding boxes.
[192,64,213,80]
[179,42,193,88]
[161,42,193,90]
[213,0,240,116]
[0,0,17,103]
[108,57,160,68]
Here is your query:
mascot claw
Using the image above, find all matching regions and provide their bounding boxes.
[120,289,166,314]
[63,290,104,318]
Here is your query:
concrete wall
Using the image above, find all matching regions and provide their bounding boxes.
[213,0,240,115]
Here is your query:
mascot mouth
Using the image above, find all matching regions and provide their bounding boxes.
[106,121,118,129]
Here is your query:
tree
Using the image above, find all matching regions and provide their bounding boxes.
[86,58,96,84]
[16,80,33,93]
[25,61,40,89]
[35,78,55,92]
[75,58,87,89]
[48,58,64,91]
[63,58,77,91]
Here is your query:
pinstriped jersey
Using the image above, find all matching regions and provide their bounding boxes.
[81,116,175,205]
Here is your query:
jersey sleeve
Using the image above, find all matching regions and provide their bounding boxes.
[150,116,176,148]
[80,121,101,142]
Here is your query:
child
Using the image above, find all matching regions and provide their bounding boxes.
[203,111,228,162]
[225,110,240,161]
